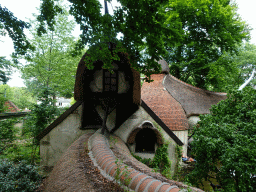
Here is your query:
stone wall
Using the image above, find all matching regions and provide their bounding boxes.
[40,104,96,175]
[115,106,183,175]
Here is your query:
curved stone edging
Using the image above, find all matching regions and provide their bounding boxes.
[88,132,181,192]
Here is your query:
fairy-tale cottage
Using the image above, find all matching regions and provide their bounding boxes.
[141,59,227,157]
[36,43,185,176]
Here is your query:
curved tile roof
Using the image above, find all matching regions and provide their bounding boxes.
[163,74,227,117]
[141,74,189,131]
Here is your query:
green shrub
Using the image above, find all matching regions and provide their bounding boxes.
[132,144,172,178]
[132,153,152,167]
[0,119,17,154]
[21,88,60,164]
[0,159,42,192]
[22,88,59,142]
[0,94,7,113]
[150,144,171,173]
[0,143,40,164]
[188,87,256,191]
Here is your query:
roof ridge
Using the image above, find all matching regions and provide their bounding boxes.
[36,101,83,141]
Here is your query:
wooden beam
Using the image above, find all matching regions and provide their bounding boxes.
[0,112,29,120]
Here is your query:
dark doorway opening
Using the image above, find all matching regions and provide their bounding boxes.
[135,128,157,153]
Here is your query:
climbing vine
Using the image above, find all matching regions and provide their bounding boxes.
[173,145,183,180]
[131,121,185,179]
[150,144,172,177]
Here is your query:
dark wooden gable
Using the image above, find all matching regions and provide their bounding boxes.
[74,43,141,130]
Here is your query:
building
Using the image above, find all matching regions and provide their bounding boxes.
[141,59,227,157]
[36,44,226,179]
[4,100,20,112]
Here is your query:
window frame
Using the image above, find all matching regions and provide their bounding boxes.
[103,69,118,93]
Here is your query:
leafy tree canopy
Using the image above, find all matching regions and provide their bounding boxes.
[0,84,36,111]
[189,87,256,191]
[36,0,185,79]
[21,2,82,98]
[0,5,34,57]
[36,0,250,84]
[235,43,256,83]
[207,42,256,92]
[0,57,13,84]
[163,0,251,88]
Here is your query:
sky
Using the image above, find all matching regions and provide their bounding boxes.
[1,0,256,87]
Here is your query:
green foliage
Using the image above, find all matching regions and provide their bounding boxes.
[150,144,172,176]
[37,0,184,81]
[188,87,256,191]
[21,2,81,98]
[0,142,40,164]
[0,94,7,113]
[0,119,17,154]
[0,85,36,111]
[0,159,42,192]
[70,97,76,106]
[132,144,172,178]
[10,87,36,110]
[206,42,256,92]
[21,88,59,164]
[114,159,131,191]
[163,0,250,89]
[0,84,13,102]
[0,6,33,57]
[2,0,251,85]
[0,57,12,84]
[132,153,152,167]
[22,88,59,144]
[206,51,243,92]
[173,145,183,180]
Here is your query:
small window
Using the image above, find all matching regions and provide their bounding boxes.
[103,70,118,92]
[135,128,157,153]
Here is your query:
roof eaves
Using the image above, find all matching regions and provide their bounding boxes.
[141,100,183,146]
[36,101,83,141]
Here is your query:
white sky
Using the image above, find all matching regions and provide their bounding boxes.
[0,0,256,87]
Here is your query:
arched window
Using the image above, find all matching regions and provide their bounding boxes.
[135,128,157,153]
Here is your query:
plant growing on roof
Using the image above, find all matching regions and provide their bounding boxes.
[114,159,131,191]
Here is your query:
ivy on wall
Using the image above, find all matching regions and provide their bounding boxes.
[131,120,183,179]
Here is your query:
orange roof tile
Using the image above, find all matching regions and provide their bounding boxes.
[142,74,189,131]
